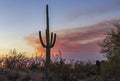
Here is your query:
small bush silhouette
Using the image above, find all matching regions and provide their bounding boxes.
[4,49,26,72]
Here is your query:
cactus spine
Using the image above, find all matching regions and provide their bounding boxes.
[39,5,56,64]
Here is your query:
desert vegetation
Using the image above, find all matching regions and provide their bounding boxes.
[0,50,104,81]
[0,24,120,81]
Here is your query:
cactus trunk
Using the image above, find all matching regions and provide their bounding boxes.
[46,48,50,63]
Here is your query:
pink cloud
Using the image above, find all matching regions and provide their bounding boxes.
[25,19,120,60]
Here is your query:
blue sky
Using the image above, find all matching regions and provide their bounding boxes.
[0,0,120,60]
[0,0,120,33]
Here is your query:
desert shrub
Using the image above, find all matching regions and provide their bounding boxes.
[4,49,26,72]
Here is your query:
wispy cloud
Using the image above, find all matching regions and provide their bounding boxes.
[25,19,120,60]
[61,0,120,23]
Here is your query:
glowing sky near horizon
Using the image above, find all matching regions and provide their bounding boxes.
[0,0,120,60]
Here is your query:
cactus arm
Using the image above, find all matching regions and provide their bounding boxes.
[50,32,53,44]
[50,33,56,48]
[39,31,47,48]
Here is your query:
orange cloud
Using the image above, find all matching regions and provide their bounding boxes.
[25,33,45,55]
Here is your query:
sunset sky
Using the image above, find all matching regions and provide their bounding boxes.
[0,0,120,61]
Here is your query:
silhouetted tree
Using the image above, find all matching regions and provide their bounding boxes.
[100,23,120,62]
[100,23,120,80]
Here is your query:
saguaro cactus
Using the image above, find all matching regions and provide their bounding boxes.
[39,5,56,64]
